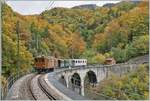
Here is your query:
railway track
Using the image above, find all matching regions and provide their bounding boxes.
[28,74,56,100]
[28,75,37,100]
[38,75,56,100]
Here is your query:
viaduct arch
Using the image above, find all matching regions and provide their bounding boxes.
[57,66,108,96]
[57,63,140,96]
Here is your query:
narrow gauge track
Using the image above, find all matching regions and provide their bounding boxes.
[38,75,56,100]
[28,75,37,100]
[28,74,56,100]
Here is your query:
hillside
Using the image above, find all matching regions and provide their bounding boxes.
[72,4,97,9]
[2,1,149,77]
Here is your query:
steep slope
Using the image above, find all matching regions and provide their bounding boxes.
[2,1,149,78]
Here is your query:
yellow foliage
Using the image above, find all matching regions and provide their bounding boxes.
[1,76,7,86]
[104,53,111,58]
[93,54,106,64]
[93,33,106,48]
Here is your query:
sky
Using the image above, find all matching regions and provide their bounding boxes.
[6,0,121,15]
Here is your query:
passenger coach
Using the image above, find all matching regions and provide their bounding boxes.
[58,59,87,68]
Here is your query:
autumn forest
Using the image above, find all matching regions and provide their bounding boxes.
[1,1,149,99]
[2,1,149,76]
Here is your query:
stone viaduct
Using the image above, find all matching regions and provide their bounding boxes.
[55,63,146,96]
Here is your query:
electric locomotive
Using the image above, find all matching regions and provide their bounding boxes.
[33,55,87,73]
[33,55,58,73]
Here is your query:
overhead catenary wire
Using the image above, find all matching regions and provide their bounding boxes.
[47,1,54,10]
[45,1,55,10]
[45,1,52,10]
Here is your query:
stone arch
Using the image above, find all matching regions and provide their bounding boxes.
[59,75,67,87]
[84,70,97,96]
[84,70,97,86]
[70,72,81,94]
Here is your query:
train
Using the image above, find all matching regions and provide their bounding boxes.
[33,55,87,73]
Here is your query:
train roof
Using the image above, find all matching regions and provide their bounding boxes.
[71,59,87,60]
[35,56,87,60]
[58,59,87,60]
[35,55,56,59]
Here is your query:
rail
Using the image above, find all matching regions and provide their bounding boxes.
[38,75,56,100]
[28,75,37,100]
[1,61,148,100]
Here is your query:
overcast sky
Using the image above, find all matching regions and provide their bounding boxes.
[6,0,121,15]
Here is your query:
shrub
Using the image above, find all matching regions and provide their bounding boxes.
[90,54,106,64]
[111,47,127,63]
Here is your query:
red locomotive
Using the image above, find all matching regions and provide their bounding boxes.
[34,56,58,73]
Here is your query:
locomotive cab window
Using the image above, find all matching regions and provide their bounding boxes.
[35,58,38,62]
[35,57,45,63]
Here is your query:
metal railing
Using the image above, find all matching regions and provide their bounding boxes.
[1,71,31,100]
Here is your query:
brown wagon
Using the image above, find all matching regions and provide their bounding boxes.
[105,58,116,65]
[34,56,58,73]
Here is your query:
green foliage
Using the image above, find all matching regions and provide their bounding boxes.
[91,54,106,64]
[2,34,33,77]
[81,50,106,64]
[93,1,148,59]
[95,64,149,100]
[81,49,96,64]
[111,35,149,63]
[41,1,138,48]
[2,1,149,78]
[111,47,127,63]
[131,35,149,55]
